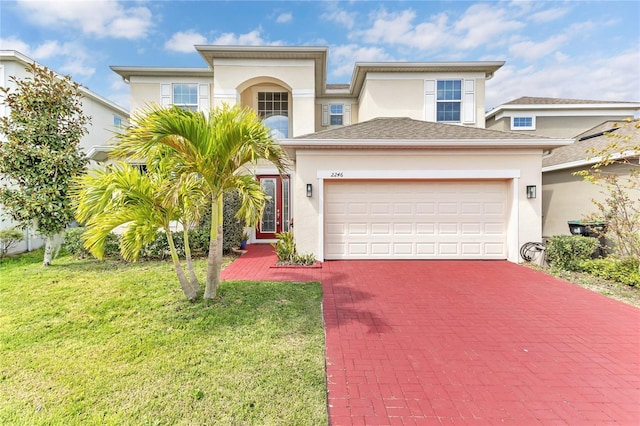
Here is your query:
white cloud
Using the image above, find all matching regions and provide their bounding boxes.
[321,5,357,29]
[486,49,640,109]
[352,4,523,53]
[528,7,570,23]
[16,0,153,39]
[211,29,282,46]
[276,12,293,23]
[329,44,395,78]
[508,34,568,62]
[165,31,208,53]
[454,3,524,49]
[0,36,31,54]
[356,9,416,45]
[0,37,95,79]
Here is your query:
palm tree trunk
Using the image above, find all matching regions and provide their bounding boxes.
[183,225,200,290]
[204,195,223,299]
[166,228,198,302]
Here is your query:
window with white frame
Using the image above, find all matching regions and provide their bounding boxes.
[257,91,289,138]
[329,104,343,125]
[511,116,535,130]
[436,80,462,122]
[173,84,198,111]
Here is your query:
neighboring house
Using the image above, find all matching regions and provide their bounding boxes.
[0,50,129,254]
[541,119,640,237]
[109,45,570,263]
[485,96,640,138]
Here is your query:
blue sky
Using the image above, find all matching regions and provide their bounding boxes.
[1,0,639,111]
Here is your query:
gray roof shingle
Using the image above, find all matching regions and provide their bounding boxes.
[543,119,640,168]
[504,96,636,105]
[295,117,549,140]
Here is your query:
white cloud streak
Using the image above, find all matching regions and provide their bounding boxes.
[165,31,208,53]
[329,44,395,78]
[16,0,153,39]
[0,37,95,78]
[276,13,293,23]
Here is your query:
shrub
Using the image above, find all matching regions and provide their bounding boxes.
[272,231,296,263]
[271,231,316,266]
[581,257,640,286]
[0,228,24,257]
[139,228,210,260]
[545,235,599,271]
[63,227,120,259]
[222,189,245,253]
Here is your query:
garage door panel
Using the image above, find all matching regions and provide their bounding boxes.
[417,243,436,255]
[371,223,391,235]
[348,223,367,235]
[371,203,391,214]
[461,243,482,255]
[325,180,507,260]
[438,203,458,215]
[461,223,482,235]
[416,223,436,234]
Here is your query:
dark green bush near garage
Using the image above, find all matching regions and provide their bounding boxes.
[545,235,599,272]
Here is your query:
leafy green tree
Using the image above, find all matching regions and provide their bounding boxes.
[74,161,200,301]
[112,104,288,299]
[574,118,640,260]
[0,63,89,265]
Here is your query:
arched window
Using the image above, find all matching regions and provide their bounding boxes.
[257,92,289,139]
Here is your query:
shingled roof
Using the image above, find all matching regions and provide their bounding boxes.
[504,96,636,105]
[543,119,640,169]
[295,117,546,140]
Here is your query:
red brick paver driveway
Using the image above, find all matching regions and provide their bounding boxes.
[223,245,640,425]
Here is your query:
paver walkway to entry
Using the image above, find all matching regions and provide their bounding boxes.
[222,245,640,425]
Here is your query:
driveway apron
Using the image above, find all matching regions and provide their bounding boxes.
[222,246,640,425]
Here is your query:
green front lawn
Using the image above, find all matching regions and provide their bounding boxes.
[0,251,327,425]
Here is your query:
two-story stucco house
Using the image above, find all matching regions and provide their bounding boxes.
[0,50,129,254]
[109,45,570,263]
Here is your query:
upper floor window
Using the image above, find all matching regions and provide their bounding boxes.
[113,116,122,127]
[436,80,461,122]
[258,92,289,138]
[329,104,344,125]
[173,84,198,111]
[511,116,535,130]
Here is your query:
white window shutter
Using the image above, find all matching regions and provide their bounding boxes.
[161,84,171,107]
[198,84,209,111]
[344,104,351,125]
[322,104,329,126]
[424,80,436,122]
[462,79,475,124]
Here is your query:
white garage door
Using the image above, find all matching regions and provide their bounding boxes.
[324,180,508,259]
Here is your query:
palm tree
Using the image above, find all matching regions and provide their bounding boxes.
[112,104,288,299]
[74,162,200,302]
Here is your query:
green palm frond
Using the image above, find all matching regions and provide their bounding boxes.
[231,174,269,227]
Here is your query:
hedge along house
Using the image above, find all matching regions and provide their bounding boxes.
[110,45,571,263]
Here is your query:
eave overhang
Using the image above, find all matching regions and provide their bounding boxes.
[279,137,572,159]
[110,66,213,83]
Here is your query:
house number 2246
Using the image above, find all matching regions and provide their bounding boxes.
[330,172,344,177]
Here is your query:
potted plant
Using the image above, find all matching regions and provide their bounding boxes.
[239,231,249,250]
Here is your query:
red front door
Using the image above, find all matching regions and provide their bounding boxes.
[256,175,290,240]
